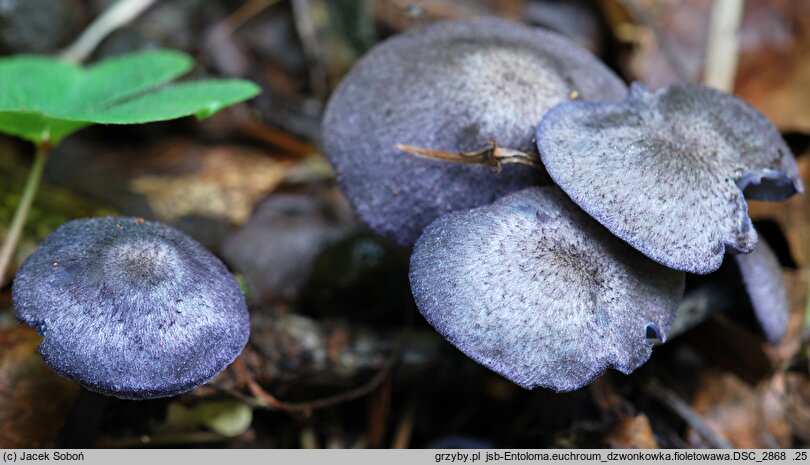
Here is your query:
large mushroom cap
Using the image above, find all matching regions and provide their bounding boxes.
[537,82,803,274]
[12,217,250,400]
[409,187,684,391]
[323,17,627,246]
[735,237,789,344]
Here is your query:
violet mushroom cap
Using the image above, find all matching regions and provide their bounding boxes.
[536,82,803,275]
[12,217,250,400]
[409,186,685,391]
[735,237,789,344]
[322,17,627,246]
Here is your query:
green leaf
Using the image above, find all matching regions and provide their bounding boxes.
[76,49,193,106]
[0,50,260,146]
[0,112,89,144]
[73,80,261,124]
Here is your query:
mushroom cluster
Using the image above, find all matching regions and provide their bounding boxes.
[323,16,627,246]
[323,17,802,391]
[12,217,249,399]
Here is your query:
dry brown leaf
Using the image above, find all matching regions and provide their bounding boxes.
[758,372,806,447]
[608,0,810,132]
[689,371,762,448]
[49,138,297,246]
[689,370,801,448]
[782,373,810,442]
[130,144,293,225]
[0,326,80,448]
[606,414,659,448]
[737,42,810,132]
[600,0,710,85]
[735,2,810,132]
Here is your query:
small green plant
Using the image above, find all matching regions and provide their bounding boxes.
[0,49,260,285]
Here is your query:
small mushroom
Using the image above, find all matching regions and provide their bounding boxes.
[323,17,627,246]
[735,237,789,344]
[221,192,355,302]
[12,217,249,400]
[536,82,803,274]
[409,186,684,391]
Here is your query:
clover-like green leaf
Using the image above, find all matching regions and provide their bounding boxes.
[0,50,260,145]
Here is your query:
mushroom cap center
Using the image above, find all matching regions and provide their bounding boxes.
[102,238,183,288]
[436,40,572,152]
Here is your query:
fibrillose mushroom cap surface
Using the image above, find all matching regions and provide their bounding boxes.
[323,17,627,246]
[12,217,250,400]
[735,237,789,344]
[409,187,684,391]
[537,82,803,274]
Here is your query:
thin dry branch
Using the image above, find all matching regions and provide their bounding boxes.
[200,0,282,60]
[704,0,746,91]
[60,0,158,63]
[644,379,734,448]
[221,344,402,418]
[396,141,543,173]
[290,0,330,99]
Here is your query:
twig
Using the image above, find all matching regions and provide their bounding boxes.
[643,379,734,448]
[240,120,317,156]
[391,394,418,449]
[209,382,267,409]
[59,0,158,63]
[396,141,542,173]
[290,0,330,100]
[704,0,746,91]
[225,345,402,417]
[621,0,693,82]
[0,144,49,288]
[366,378,392,448]
[199,0,281,61]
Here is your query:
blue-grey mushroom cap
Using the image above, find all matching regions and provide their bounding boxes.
[537,82,803,275]
[12,217,250,400]
[735,237,789,344]
[323,17,627,246]
[409,187,685,391]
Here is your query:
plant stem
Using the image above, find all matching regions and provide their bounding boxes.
[0,143,49,288]
[59,0,158,64]
[396,141,543,173]
[704,0,745,92]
